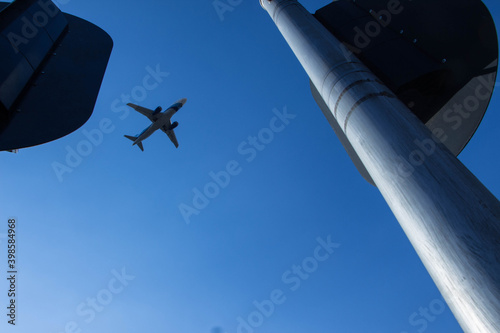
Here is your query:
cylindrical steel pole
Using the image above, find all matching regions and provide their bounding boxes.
[260,0,500,331]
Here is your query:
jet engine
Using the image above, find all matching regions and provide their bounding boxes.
[153,106,162,115]
[169,121,179,130]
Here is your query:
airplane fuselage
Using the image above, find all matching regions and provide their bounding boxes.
[134,112,170,144]
[132,99,185,146]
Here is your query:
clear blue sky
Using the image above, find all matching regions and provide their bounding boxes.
[1,0,499,332]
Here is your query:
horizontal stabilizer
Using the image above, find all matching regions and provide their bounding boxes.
[124,135,137,142]
[124,135,144,151]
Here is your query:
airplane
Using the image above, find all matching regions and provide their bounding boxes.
[124,98,187,151]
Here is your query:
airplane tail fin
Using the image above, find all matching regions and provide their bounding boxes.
[124,135,144,151]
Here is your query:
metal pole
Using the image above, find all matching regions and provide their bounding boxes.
[259,0,500,331]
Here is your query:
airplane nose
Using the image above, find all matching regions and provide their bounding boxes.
[180,98,187,105]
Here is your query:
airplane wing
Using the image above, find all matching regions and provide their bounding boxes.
[161,125,179,148]
[127,103,155,121]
